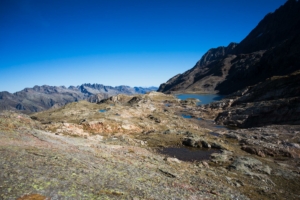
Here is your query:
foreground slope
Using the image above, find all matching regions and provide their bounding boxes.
[0,93,246,199]
[158,0,300,95]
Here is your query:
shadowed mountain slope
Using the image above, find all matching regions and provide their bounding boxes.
[158,0,300,95]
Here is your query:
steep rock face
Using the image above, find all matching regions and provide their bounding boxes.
[233,0,300,54]
[197,42,237,66]
[0,84,158,113]
[158,43,238,94]
[158,0,300,95]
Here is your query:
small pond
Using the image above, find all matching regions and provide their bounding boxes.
[176,94,224,105]
[181,114,192,119]
[158,147,220,162]
[99,109,107,113]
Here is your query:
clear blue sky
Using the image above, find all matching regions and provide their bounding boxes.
[0,0,286,93]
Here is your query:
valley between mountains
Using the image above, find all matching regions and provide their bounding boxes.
[1,0,300,199]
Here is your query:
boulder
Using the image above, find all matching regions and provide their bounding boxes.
[229,156,272,175]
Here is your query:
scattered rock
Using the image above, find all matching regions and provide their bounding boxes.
[241,146,266,157]
[182,138,196,147]
[158,169,176,178]
[166,157,181,164]
[201,140,211,148]
[17,194,48,200]
[202,161,210,168]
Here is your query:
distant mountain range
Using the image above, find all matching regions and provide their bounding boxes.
[0,84,158,113]
[158,0,300,95]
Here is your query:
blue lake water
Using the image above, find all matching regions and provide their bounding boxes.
[181,114,192,119]
[176,94,224,105]
[99,109,107,113]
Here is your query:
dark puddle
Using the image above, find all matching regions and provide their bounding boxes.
[158,147,220,162]
[215,125,227,129]
[99,109,107,113]
[181,114,192,119]
[198,118,202,120]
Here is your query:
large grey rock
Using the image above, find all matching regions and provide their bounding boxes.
[229,156,272,175]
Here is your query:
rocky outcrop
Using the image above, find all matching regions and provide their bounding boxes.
[215,71,300,128]
[182,136,225,150]
[229,156,272,175]
[224,125,300,159]
[216,97,300,128]
[0,84,158,113]
[158,0,300,95]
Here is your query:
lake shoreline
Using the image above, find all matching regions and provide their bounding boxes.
[175,93,224,105]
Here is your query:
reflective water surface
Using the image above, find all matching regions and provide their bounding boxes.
[158,147,220,162]
[176,94,224,105]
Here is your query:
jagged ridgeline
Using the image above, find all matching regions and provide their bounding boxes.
[0,84,158,113]
[158,0,300,95]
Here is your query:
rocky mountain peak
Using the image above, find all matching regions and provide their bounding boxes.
[31,85,62,94]
[197,42,238,67]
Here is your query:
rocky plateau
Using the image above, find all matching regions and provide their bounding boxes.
[0,92,299,199]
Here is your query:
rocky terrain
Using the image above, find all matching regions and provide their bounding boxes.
[1,92,300,199]
[1,1,300,199]
[158,0,300,95]
[187,70,300,128]
[0,84,157,114]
